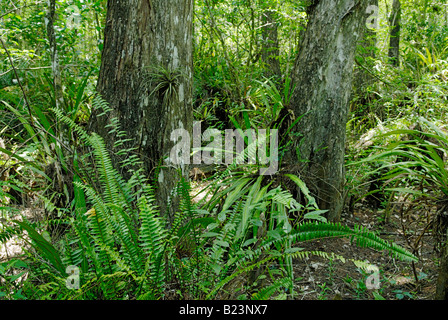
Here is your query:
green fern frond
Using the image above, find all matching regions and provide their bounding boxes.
[206,255,275,299]
[92,94,113,114]
[262,221,418,263]
[0,224,21,243]
[251,277,293,300]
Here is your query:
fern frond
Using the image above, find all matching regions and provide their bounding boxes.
[0,224,21,243]
[262,221,418,262]
[206,255,275,299]
[137,184,167,294]
[251,277,293,300]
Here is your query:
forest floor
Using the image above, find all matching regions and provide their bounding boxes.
[0,207,44,263]
[289,204,438,300]
[190,179,439,300]
[0,183,439,300]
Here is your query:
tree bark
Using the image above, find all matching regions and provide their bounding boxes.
[353,0,378,98]
[45,0,64,109]
[261,9,281,82]
[89,0,193,220]
[388,0,401,66]
[288,0,366,222]
[436,249,448,299]
[434,201,448,300]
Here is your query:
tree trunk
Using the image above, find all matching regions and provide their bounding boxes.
[388,0,401,66]
[288,0,366,222]
[434,201,448,299]
[261,9,281,82]
[436,249,448,300]
[45,0,64,109]
[89,0,194,220]
[353,0,378,98]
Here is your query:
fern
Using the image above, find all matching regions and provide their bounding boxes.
[13,94,418,300]
[0,224,21,243]
[256,221,418,263]
[251,277,293,300]
[145,65,182,107]
[137,185,167,298]
[196,155,417,299]
[23,97,171,298]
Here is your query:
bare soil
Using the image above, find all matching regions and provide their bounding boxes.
[289,204,438,300]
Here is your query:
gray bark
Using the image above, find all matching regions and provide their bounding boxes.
[353,0,378,97]
[388,0,401,66]
[45,0,64,109]
[288,0,366,222]
[90,0,194,220]
[261,9,281,82]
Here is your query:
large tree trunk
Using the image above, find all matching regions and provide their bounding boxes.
[89,0,193,220]
[388,0,401,66]
[288,0,366,222]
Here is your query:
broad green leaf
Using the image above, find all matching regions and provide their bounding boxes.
[13,220,66,275]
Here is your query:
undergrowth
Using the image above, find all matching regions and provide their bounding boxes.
[0,96,418,300]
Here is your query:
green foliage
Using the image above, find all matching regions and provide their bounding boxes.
[1,0,436,301]
[0,259,28,300]
[145,65,183,107]
[188,134,416,299]
[250,276,293,300]
[193,0,303,129]
[1,96,416,300]
[229,76,294,129]
[356,117,448,200]
[14,219,66,275]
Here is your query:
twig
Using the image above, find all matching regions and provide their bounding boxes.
[397,196,421,285]
[354,58,396,88]
[0,1,44,20]
[0,68,12,77]
[3,64,87,73]
[0,36,34,126]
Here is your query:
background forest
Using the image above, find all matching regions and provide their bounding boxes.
[0,0,448,301]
